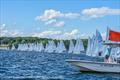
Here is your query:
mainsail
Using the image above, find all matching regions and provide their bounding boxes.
[73,39,84,54]
[68,40,74,53]
[47,41,56,53]
[56,40,66,53]
[39,43,44,52]
[86,37,92,56]
[94,30,103,57]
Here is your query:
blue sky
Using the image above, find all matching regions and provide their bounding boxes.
[0,0,120,39]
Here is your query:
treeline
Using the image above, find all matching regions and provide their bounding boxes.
[0,37,88,50]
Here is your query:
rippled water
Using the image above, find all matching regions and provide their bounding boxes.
[0,50,120,80]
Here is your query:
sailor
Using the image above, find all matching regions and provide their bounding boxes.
[98,51,102,56]
[104,46,112,63]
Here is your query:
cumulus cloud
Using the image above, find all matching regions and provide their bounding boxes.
[35,7,120,25]
[32,29,83,40]
[35,9,63,21]
[10,30,23,37]
[35,9,80,21]
[32,30,62,39]
[53,21,64,27]
[0,24,8,36]
[45,19,57,25]
[64,13,80,18]
[0,24,22,37]
[81,7,120,19]
[35,9,80,27]
[80,33,89,39]
[45,19,64,27]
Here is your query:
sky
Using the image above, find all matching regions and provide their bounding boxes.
[0,0,120,39]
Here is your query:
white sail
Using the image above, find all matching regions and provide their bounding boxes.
[55,42,60,53]
[73,39,84,54]
[36,43,39,51]
[38,43,44,52]
[18,44,22,51]
[51,40,56,52]
[90,35,96,56]
[56,40,66,53]
[95,30,103,57]
[20,44,25,51]
[68,40,74,53]
[86,37,92,56]
[93,40,99,57]
[11,44,15,50]
[28,43,33,51]
[90,30,103,57]
[47,41,56,53]
[25,43,29,51]
[45,42,49,52]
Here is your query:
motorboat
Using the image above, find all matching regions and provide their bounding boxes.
[66,28,120,73]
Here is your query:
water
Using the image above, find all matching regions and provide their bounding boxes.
[0,50,120,80]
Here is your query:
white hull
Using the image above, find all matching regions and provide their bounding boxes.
[66,60,120,73]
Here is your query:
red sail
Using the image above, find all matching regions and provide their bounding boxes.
[109,30,120,42]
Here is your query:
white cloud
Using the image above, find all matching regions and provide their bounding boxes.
[35,9,63,21]
[71,29,79,35]
[36,7,120,22]
[54,21,64,27]
[10,30,23,37]
[35,9,80,21]
[0,24,8,36]
[32,30,62,39]
[45,19,57,25]
[64,13,80,18]
[32,29,83,40]
[0,24,22,37]
[80,33,89,39]
[45,19,64,27]
[35,9,80,27]
[61,29,79,39]
[81,7,120,19]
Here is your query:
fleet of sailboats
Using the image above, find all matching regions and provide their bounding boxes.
[2,28,120,61]
[1,28,120,73]
[86,30,105,57]
[10,38,85,54]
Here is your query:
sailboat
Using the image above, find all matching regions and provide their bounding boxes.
[38,42,44,52]
[66,28,120,73]
[68,40,74,53]
[86,37,92,56]
[55,40,66,53]
[47,41,56,53]
[45,42,49,52]
[73,39,85,54]
[11,44,15,50]
[87,30,104,57]
[94,30,103,57]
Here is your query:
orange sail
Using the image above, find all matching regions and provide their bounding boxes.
[109,30,120,42]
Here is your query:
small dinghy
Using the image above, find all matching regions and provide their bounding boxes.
[66,28,120,73]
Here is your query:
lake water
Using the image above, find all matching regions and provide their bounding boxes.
[0,50,120,80]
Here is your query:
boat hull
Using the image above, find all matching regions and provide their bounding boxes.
[66,60,120,73]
